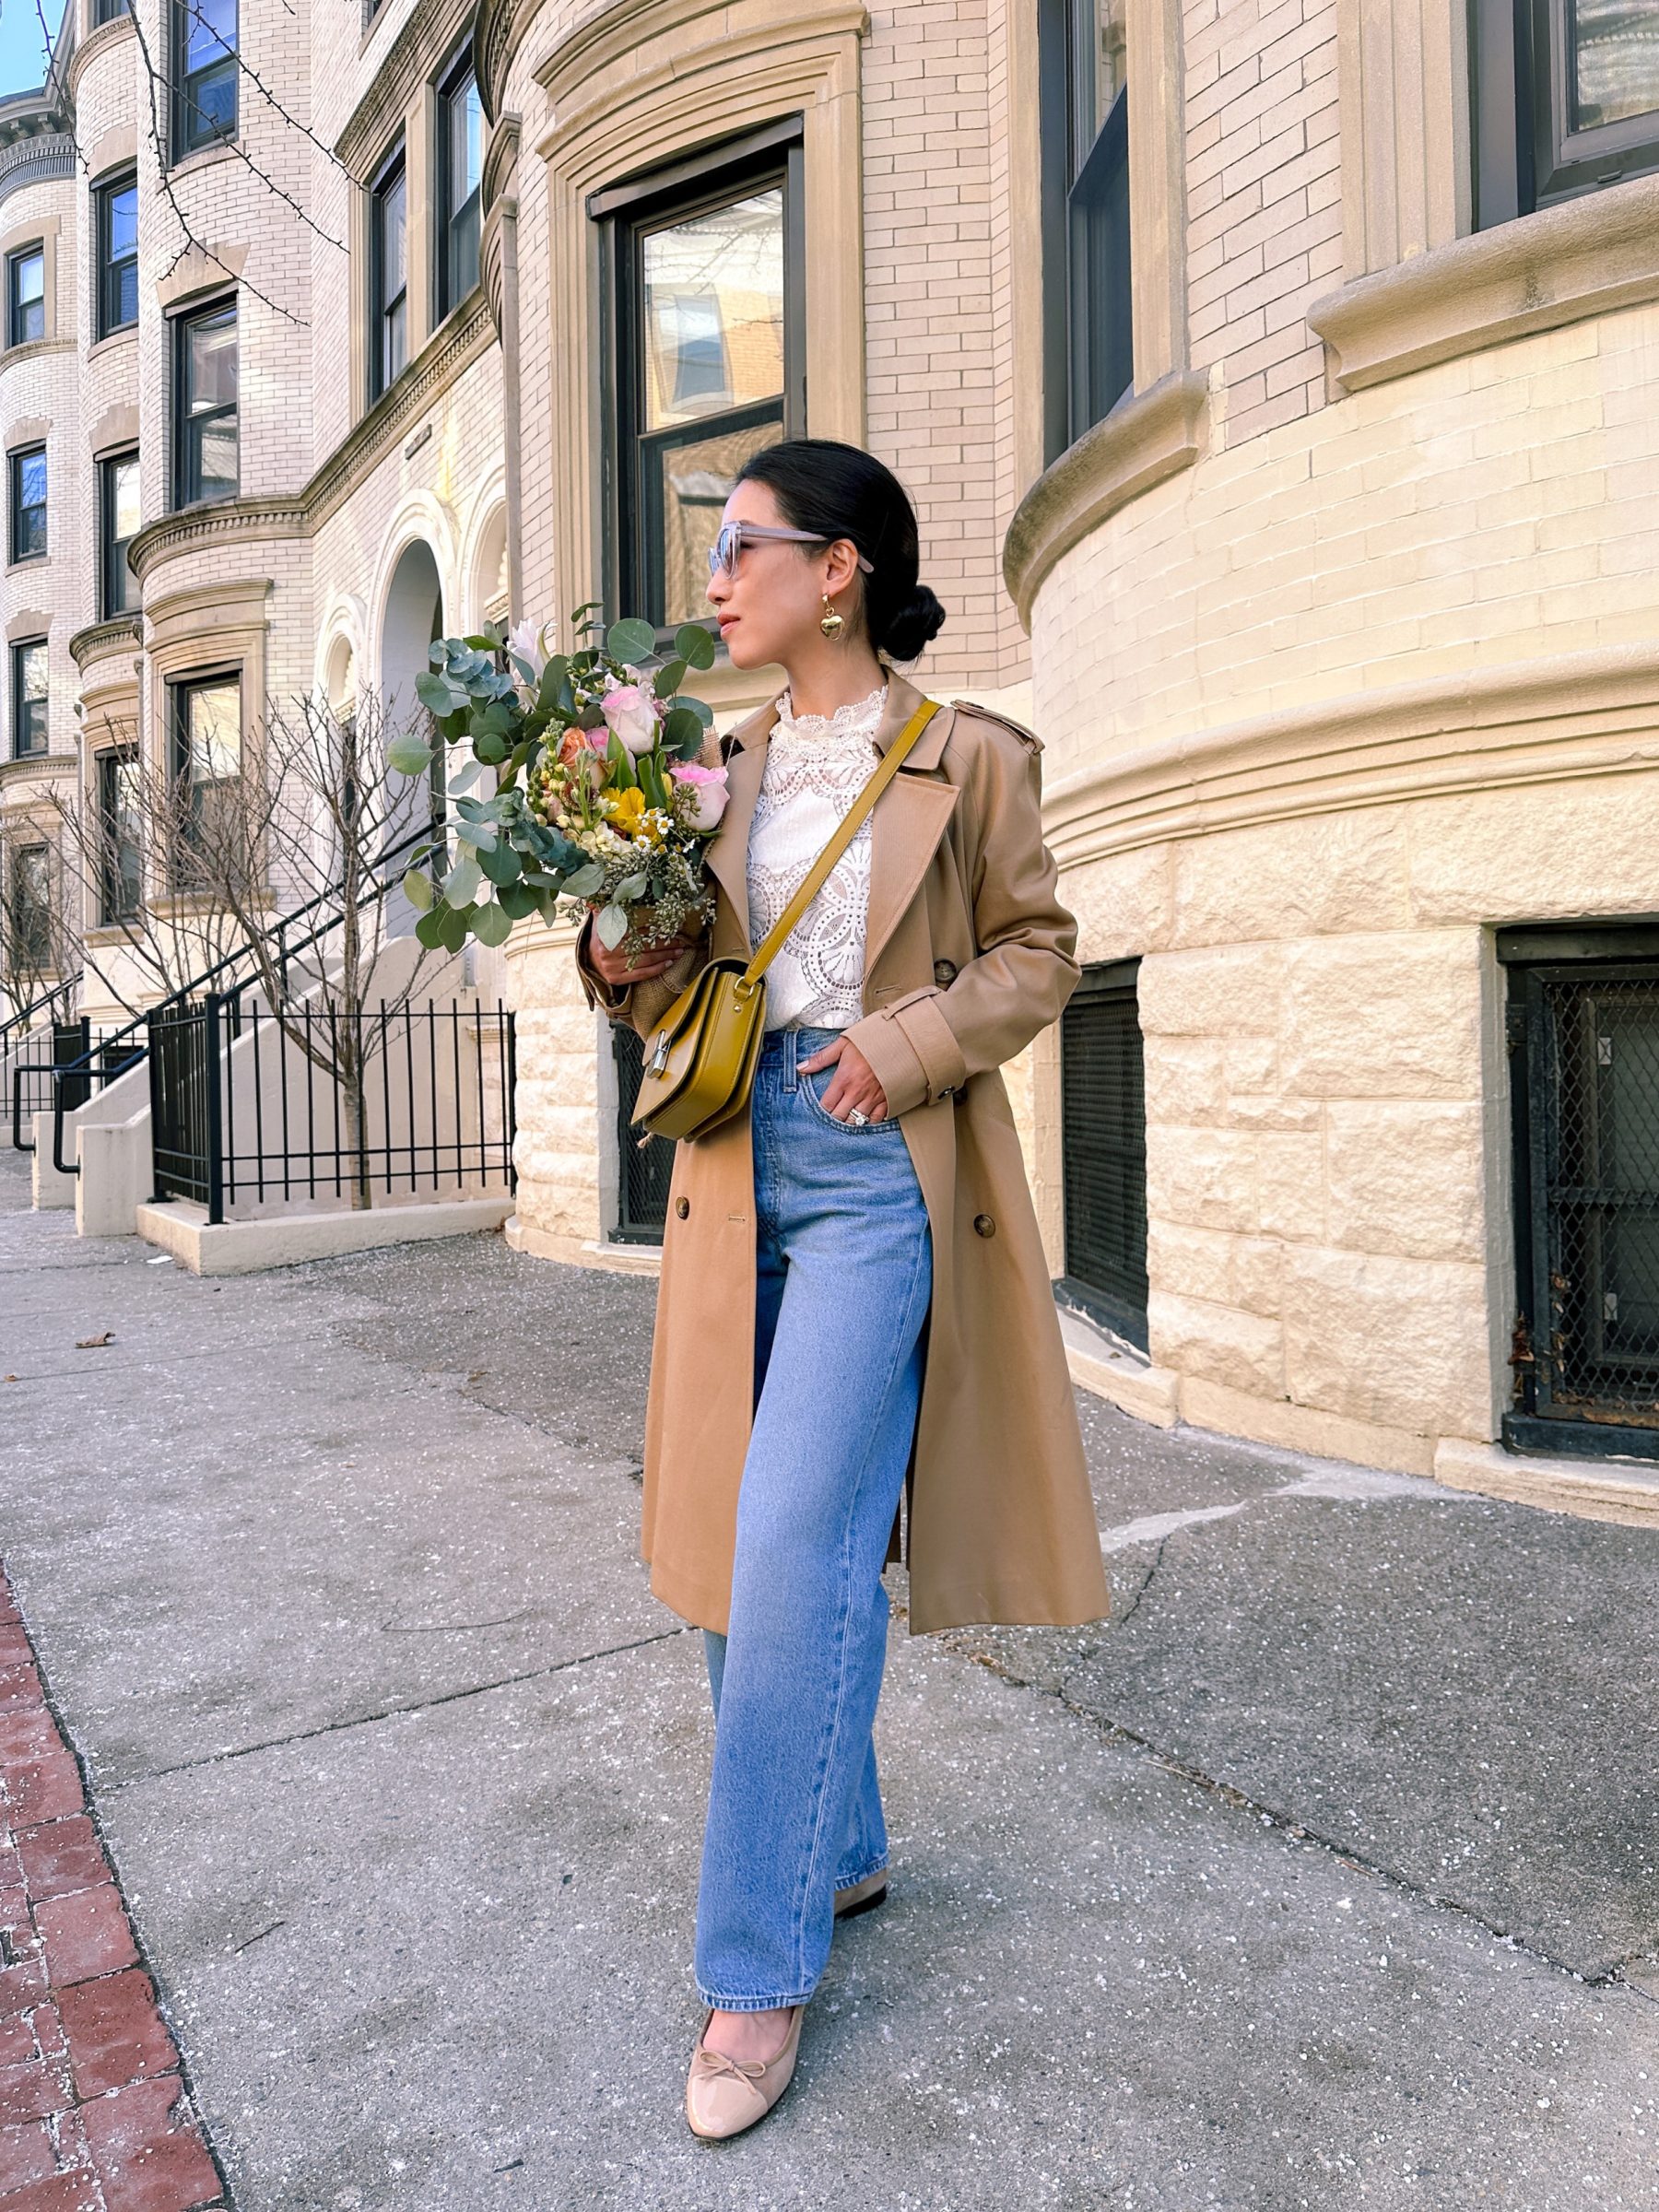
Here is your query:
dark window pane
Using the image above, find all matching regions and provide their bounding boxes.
[8,249,43,347]
[12,448,47,559]
[372,154,406,392]
[99,750,143,924]
[180,301,237,502]
[441,65,482,314]
[108,181,137,259]
[1571,0,1659,129]
[187,309,236,409]
[649,413,783,628]
[102,453,140,615]
[641,188,784,430]
[14,641,49,756]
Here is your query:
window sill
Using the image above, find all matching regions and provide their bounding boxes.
[1308,171,1659,393]
[1002,372,1210,631]
[88,325,138,363]
[164,138,241,184]
[0,337,72,369]
[4,554,48,573]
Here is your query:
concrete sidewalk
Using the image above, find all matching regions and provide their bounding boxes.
[0,1148,1654,2210]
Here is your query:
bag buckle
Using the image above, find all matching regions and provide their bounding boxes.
[647,1029,673,1076]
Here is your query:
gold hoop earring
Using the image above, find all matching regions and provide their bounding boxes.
[819,594,845,639]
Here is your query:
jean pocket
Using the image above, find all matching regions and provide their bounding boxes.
[801,1065,904,1133]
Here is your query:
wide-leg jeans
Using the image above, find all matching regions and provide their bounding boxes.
[693,1021,934,2012]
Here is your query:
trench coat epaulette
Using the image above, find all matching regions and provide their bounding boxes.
[948,698,1043,752]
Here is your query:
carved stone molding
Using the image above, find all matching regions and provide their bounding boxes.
[1310,172,1659,392]
[1041,643,1659,868]
[339,0,474,173]
[65,12,135,100]
[1002,372,1210,630]
[68,615,141,671]
[127,290,495,585]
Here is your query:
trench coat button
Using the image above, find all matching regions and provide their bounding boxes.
[973,1212,995,1237]
[675,1196,689,1219]
[934,958,958,986]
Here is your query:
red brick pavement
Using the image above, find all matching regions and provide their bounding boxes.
[0,1575,225,2212]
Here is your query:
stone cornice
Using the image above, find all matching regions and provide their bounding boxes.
[68,615,141,671]
[0,133,73,216]
[338,0,475,174]
[1309,173,1659,393]
[0,749,75,787]
[65,12,135,100]
[127,499,308,587]
[126,289,495,584]
[1041,644,1659,867]
[1003,372,1209,632]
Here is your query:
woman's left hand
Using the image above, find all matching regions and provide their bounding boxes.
[797,1035,891,1123]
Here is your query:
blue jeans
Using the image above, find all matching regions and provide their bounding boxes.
[694,1022,934,2011]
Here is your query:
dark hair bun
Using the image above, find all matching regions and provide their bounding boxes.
[878,584,947,663]
[731,439,948,667]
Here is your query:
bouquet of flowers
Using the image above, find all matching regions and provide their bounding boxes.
[390,603,729,959]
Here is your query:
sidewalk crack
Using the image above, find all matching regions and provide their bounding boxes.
[108,1625,697,1790]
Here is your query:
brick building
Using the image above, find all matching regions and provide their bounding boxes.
[5,0,1658,1500]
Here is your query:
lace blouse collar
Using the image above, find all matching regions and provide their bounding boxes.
[772,679,888,744]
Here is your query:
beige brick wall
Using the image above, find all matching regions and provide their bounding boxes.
[1182,0,1343,449]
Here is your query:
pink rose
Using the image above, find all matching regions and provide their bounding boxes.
[600,682,660,756]
[669,760,729,830]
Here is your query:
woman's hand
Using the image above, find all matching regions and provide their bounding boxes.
[587,915,706,989]
[797,1034,891,1123]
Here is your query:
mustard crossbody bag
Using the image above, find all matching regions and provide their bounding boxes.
[629,696,943,1146]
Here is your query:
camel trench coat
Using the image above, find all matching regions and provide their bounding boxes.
[574,666,1112,1638]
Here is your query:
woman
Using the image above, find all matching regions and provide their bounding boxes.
[574,439,1112,2141]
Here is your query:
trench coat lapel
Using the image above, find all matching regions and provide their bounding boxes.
[698,668,960,968]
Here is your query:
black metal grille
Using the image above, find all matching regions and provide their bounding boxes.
[148,993,516,1225]
[1059,961,1148,1349]
[1510,959,1659,1451]
[613,1023,673,1239]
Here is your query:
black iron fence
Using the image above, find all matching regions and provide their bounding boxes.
[10,1020,142,1153]
[148,993,517,1225]
[1508,949,1659,1456]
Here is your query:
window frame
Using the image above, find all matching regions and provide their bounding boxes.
[99,449,141,619]
[8,444,47,563]
[95,745,144,927]
[92,0,132,22]
[1056,955,1149,1352]
[10,638,49,759]
[435,45,483,324]
[171,292,238,510]
[5,243,44,348]
[1038,0,1133,463]
[1472,0,1659,227]
[369,136,409,403]
[168,666,243,879]
[94,169,139,340]
[594,114,806,644]
[171,0,239,161]
[1500,920,1659,1461]
[7,841,53,971]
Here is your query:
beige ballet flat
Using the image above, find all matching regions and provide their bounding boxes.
[685,2004,804,2141]
[832,1868,888,1919]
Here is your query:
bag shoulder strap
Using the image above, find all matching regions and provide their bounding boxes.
[742,698,942,986]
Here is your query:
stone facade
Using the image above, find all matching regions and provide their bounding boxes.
[6,0,1657,1483]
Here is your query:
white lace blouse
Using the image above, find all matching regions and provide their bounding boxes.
[746,678,889,1033]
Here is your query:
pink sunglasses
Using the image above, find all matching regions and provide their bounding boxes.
[707,520,876,579]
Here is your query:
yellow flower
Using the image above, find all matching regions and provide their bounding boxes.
[607,786,647,833]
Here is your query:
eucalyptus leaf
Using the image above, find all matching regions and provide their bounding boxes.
[474,731,509,766]
[675,621,718,671]
[415,908,449,949]
[479,841,521,887]
[387,733,435,777]
[675,724,705,761]
[498,882,539,920]
[662,705,702,751]
[416,670,467,716]
[472,900,513,947]
[607,618,658,666]
[562,862,606,898]
[439,904,471,953]
[444,855,482,908]
[653,658,687,699]
[453,820,499,852]
[402,868,434,912]
[617,872,649,900]
[684,696,713,728]
[594,902,630,949]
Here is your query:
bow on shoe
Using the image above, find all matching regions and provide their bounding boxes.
[691,2046,769,2085]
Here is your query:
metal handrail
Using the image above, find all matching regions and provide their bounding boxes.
[47,820,440,1177]
[0,978,78,1054]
